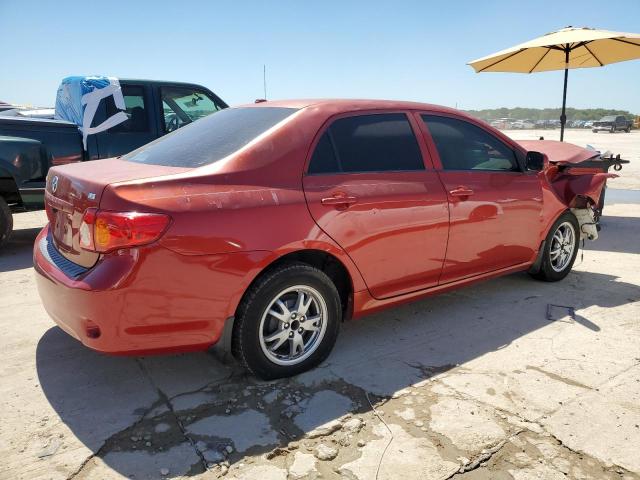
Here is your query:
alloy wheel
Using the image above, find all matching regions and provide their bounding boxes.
[549,221,576,272]
[258,285,328,366]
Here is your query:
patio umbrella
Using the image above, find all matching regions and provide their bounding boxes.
[468,27,640,141]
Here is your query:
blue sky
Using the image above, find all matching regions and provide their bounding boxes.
[2,0,639,112]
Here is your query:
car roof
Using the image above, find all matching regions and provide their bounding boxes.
[237,98,466,116]
[118,78,214,88]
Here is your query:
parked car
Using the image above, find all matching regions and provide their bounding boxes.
[592,115,632,133]
[0,76,227,247]
[567,120,585,128]
[512,119,535,129]
[534,119,556,129]
[490,118,511,129]
[34,99,619,379]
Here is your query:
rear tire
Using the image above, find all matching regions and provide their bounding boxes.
[232,262,341,380]
[0,197,13,248]
[530,212,580,282]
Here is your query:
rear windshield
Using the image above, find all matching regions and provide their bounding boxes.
[124,107,298,167]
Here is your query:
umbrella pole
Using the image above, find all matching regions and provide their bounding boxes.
[560,48,569,141]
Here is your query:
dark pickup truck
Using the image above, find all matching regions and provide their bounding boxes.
[0,77,227,246]
[592,115,632,133]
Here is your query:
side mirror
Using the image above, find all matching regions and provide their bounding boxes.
[525,151,547,171]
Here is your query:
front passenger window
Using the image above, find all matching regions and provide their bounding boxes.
[422,115,518,171]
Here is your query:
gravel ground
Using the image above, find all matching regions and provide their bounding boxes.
[0,145,639,479]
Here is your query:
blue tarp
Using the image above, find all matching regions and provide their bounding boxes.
[54,76,128,149]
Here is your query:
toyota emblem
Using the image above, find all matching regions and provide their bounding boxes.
[51,175,59,193]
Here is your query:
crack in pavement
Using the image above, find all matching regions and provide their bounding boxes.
[525,365,593,390]
[444,430,525,479]
[545,430,638,477]
[60,355,640,480]
[165,367,244,404]
[388,370,638,476]
[135,359,210,473]
[65,397,165,480]
[62,362,240,479]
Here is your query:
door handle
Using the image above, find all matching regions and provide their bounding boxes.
[449,186,474,197]
[321,193,358,207]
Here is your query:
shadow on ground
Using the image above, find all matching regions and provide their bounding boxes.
[0,227,41,272]
[35,267,640,478]
[584,215,640,255]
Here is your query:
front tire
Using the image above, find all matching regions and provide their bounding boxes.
[530,212,580,282]
[0,197,13,248]
[232,262,341,379]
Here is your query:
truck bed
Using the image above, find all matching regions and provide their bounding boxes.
[0,115,77,129]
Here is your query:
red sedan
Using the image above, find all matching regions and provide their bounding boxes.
[34,100,613,379]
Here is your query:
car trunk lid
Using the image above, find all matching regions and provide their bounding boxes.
[46,158,187,268]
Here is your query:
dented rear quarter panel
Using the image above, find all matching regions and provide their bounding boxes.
[549,171,616,207]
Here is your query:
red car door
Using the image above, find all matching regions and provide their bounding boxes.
[419,113,543,284]
[303,112,449,299]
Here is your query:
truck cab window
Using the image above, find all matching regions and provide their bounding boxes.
[105,86,149,132]
[161,87,223,133]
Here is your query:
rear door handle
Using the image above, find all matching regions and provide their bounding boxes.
[321,193,358,207]
[449,186,474,197]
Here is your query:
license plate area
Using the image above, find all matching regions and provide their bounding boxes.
[52,209,74,252]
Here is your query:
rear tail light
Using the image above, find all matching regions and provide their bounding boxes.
[79,208,171,253]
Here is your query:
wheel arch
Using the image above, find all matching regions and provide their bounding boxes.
[529,207,574,274]
[234,248,357,321]
[213,246,360,361]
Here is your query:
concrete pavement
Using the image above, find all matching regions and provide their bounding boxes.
[0,201,639,480]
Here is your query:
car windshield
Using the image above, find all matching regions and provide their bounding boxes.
[125,107,298,168]
[600,116,616,122]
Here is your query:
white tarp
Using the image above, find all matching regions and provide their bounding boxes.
[54,76,128,150]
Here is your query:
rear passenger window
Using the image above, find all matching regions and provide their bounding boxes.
[105,85,149,132]
[422,115,518,172]
[308,131,339,174]
[307,114,424,174]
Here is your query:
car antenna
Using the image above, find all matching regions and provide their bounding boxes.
[255,65,269,103]
[263,64,267,100]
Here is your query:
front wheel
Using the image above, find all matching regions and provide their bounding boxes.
[530,212,580,282]
[232,262,341,379]
[0,197,13,248]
